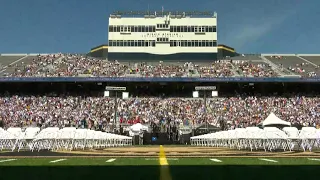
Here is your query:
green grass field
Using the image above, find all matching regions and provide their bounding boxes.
[0,157,320,180]
[1,144,320,180]
[0,157,320,166]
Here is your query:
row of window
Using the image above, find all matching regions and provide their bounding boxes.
[108,40,217,47]
[170,40,217,47]
[170,26,216,32]
[157,38,169,42]
[109,26,156,33]
[109,40,156,47]
[157,24,169,29]
[109,25,217,33]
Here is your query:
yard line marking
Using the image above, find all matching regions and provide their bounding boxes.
[146,158,178,161]
[49,159,66,163]
[159,145,169,166]
[159,145,172,180]
[0,159,16,163]
[308,158,320,161]
[106,159,116,163]
[210,158,222,162]
[259,158,278,163]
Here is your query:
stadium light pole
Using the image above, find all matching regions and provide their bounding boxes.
[105,86,126,133]
[195,86,216,133]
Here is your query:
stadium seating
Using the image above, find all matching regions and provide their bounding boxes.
[263,55,319,77]
[1,54,319,77]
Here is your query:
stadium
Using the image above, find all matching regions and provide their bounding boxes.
[0,10,320,180]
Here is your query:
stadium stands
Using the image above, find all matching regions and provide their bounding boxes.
[232,60,277,77]
[299,56,320,77]
[4,54,63,77]
[263,55,318,77]
[0,55,25,75]
[1,54,320,77]
[0,96,318,131]
[0,52,320,151]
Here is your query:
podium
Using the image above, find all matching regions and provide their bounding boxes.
[142,132,180,145]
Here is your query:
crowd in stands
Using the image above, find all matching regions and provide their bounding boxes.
[8,54,62,77]
[0,54,291,78]
[196,61,234,77]
[233,61,277,77]
[7,54,128,77]
[0,95,319,131]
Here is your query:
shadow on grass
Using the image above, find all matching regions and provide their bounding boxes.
[0,165,319,180]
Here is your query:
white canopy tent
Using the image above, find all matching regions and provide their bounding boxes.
[130,123,148,132]
[129,123,148,136]
[262,112,291,127]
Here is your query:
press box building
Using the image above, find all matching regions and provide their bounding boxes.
[107,11,218,61]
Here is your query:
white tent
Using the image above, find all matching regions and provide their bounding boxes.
[262,112,291,126]
[129,123,148,132]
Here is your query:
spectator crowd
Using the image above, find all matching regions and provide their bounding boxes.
[0,95,319,131]
[1,54,296,78]
[0,54,319,132]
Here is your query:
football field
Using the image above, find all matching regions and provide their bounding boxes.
[1,157,320,166]
[0,145,320,180]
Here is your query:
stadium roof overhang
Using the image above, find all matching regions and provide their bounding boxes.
[90,44,108,53]
[218,44,236,53]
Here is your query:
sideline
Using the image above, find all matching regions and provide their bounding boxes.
[159,145,172,180]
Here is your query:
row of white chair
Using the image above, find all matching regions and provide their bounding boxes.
[190,127,320,152]
[0,127,132,152]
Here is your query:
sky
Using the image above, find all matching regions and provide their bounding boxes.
[0,0,319,54]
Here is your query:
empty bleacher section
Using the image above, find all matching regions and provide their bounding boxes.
[227,54,262,61]
[2,56,37,75]
[299,55,320,77]
[1,54,62,77]
[263,54,319,77]
[0,55,25,75]
[263,54,307,76]
[300,56,320,65]
[0,55,25,67]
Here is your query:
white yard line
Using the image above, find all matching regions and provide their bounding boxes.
[49,159,67,163]
[210,158,222,162]
[106,158,116,163]
[308,158,320,161]
[0,159,16,163]
[259,158,278,163]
